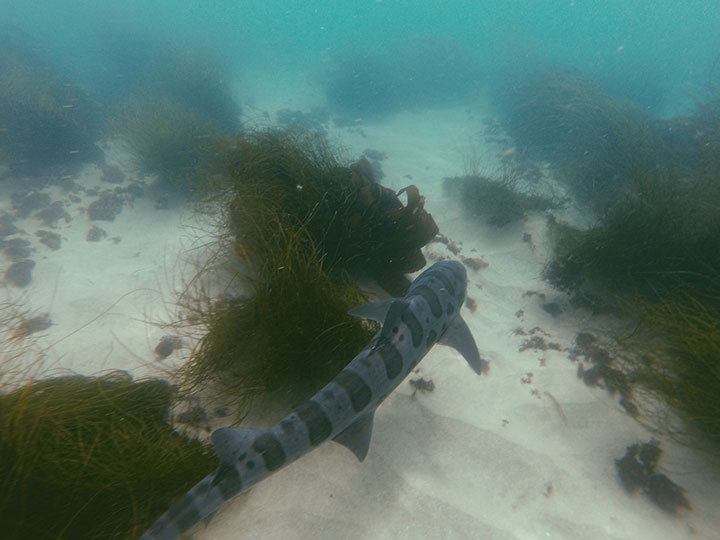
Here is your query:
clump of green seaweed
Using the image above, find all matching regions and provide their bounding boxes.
[0,35,102,175]
[540,85,720,446]
[111,45,240,193]
[140,45,241,134]
[545,171,720,303]
[0,371,216,540]
[180,221,379,414]
[111,91,224,192]
[500,69,667,211]
[632,297,720,446]
[443,173,559,227]
[179,129,438,414]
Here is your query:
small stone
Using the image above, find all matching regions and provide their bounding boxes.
[542,302,563,316]
[615,444,646,493]
[35,200,71,227]
[0,213,18,238]
[36,230,62,250]
[12,191,51,218]
[86,225,107,242]
[154,335,184,359]
[5,259,35,287]
[3,238,32,261]
[645,473,690,513]
[88,192,123,221]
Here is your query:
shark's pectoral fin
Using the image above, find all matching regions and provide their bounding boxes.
[332,411,375,462]
[348,298,399,322]
[439,316,488,375]
[211,426,263,464]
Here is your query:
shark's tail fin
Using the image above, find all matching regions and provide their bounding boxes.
[139,471,224,540]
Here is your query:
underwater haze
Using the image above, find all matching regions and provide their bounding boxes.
[3,1,720,540]
[3,0,719,116]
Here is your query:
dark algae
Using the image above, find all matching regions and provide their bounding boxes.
[0,372,216,540]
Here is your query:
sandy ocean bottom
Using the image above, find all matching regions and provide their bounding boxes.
[1,84,719,539]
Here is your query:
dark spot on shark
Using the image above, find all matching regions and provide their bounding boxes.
[335,369,372,412]
[378,342,403,379]
[446,303,455,315]
[426,330,437,347]
[401,308,423,347]
[398,334,405,342]
[246,460,255,470]
[238,453,246,461]
[252,433,287,471]
[434,270,455,296]
[296,399,332,446]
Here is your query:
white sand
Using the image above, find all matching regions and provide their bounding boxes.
[2,104,718,540]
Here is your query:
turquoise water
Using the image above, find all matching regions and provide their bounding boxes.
[3,1,719,116]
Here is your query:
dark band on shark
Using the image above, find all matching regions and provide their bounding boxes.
[414,284,443,317]
[296,399,333,445]
[335,369,372,411]
[252,432,287,471]
[212,462,244,499]
[165,491,203,531]
[378,342,403,379]
[401,307,423,348]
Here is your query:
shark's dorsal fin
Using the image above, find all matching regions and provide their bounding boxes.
[332,411,375,462]
[211,426,263,465]
[348,298,399,322]
[439,316,488,375]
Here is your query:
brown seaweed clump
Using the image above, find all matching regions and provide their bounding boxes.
[177,129,442,413]
[615,439,690,513]
[180,219,380,415]
[0,372,216,539]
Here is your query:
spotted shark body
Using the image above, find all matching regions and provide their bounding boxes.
[141,260,485,540]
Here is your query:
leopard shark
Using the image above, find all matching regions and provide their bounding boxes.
[140,259,485,540]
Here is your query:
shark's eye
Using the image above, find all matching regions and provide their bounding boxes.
[392,326,399,333]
